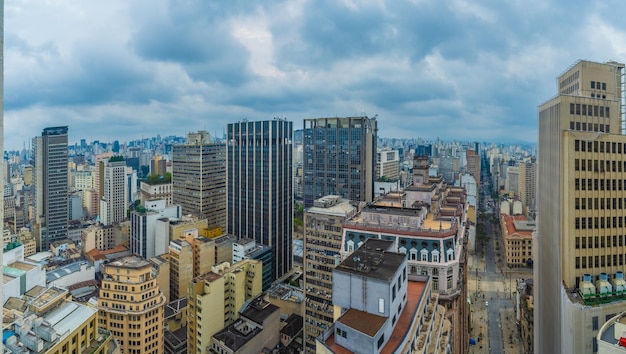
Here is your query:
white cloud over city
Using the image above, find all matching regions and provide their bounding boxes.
[5,0,626,150]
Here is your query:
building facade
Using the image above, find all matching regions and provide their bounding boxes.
[33,126,69,251]
[302,195,357,353]
[172,131,226,230]
[303,116,377,207]
[100,157,127,225]
[98,255,166,354]
[187,260,264,354]
[227,120,293,280]
[536,60,626,354]
[518,158,536,214]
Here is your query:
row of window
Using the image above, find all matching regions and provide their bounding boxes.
[574,216,626,229]
[569,103,610,117]
[570,121,610,133]
[575,197,626,210]
[591,81,607,91]
[575,160,626,173]
[575,235,626,248]
[574,178,626,191]
[575,254,626,268]
[574,140,626,154]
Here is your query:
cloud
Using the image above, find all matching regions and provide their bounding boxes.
[5,0,626,151]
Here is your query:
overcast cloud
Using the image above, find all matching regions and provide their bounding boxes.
[5,0,626,150]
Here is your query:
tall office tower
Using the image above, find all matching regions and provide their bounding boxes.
[302,196,356,353]
[518,158,536,213]
[98,255,166,354]
[172,131,226,230]
[303,116,377,207]
[466,148,481,185]
[537,60,626,354]
[100,157,127,225]
[33,126,69,251]
[227,120,293,280]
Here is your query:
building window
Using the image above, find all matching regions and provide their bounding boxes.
[378,335,385,349]
[420,249,428,262]
[432,250,440,263]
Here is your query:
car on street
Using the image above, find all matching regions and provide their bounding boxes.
[485,301,489,307]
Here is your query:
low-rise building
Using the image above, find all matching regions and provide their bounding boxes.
[501,214,534,268]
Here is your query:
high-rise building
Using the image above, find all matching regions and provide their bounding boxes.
[33,126,69,251]
[466,148,481,185]
[302,195,357,353]
[100,157,127,225]
[172,131,226,230]
[303,116,377,207]
[227,119,293,280]
[536,60,626,354]
[168,228,215,300]
[98,255,166,354]
[518,158,536,213]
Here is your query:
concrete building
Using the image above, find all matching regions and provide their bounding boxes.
[140,179,173,206]
[172,131,226,230]
[377,148,400,181]
[130,199,181,259]
[303,116,377,207]
[187,260,264,354]
[536,60,626,354]
[302,195,357,353]
[168,230,215,300]
[98,255,166,354]
[597,311,626,353]
[3,287,118,354]
[466,148,481,185]
[33,126,69,251]
[337,154,470,354]
[208,295,281,354]
[500,214,534,268]
[81,223,118,253]
[227,120,293,280]
[316,239,450,353]
[518,158,536,215]
[100,157,128,225]
[232,238,273,291]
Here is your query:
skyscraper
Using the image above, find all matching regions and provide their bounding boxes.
[100,156,127,225]
[537,60,625,354]
[33,126,69,251]
[227,119,293,280]
[518,158,536,214]
[172,131,226,231]
[303,116,377,207]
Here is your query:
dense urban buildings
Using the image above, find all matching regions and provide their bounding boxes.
[337,154,470,354]
[537,60,626,353]
[33,126,69,251]
[227,119,293,281]
[172,131,226,230]
[303,116,378,207]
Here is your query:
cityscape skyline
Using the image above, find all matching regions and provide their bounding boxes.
[7,1,626,150]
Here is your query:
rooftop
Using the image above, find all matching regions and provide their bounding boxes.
[335,239,405,282]
[46,261,90,282]
[107,255,151,269]
[324,280,427,353]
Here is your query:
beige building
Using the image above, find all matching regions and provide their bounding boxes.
[377,148,400,181]
[500,214,534,268]
[302,196,357,353]
[466,149,481,185]
[140,180,172,206]
[81,223,119,252]
[518,158,536,214]
[169,228,216,300]
[98,255,166,354]
[150,253,171,303]
[17,227,36,257]
[187,259,263,354]
[537,60,626,354]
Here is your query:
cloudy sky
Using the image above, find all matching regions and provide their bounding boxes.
[5,0,626,150]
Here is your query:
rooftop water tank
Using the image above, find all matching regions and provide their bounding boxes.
[580,273,596,296]
[596,272,613,295]
[612,271,626,293]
